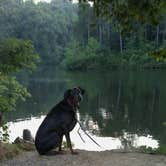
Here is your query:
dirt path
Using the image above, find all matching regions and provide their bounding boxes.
[1,150,166,166]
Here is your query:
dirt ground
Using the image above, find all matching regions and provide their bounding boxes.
[1,150,166,166]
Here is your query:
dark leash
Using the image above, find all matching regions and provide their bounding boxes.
[77,120,101,148]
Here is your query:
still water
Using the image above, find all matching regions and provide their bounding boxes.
[4,66,166,151]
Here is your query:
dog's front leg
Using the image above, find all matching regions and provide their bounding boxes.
[58,135,67,154]
[65,133,78,155]
[58,135,63,152]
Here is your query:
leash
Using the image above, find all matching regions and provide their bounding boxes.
[77,120,101,148]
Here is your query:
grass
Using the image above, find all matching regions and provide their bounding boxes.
[0,143,21,160]
[0,141,35,160]
[138,145,166,155]
[0,141,73,160]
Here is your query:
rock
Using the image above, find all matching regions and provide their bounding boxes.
[23,129,34,142]
[14,137,24,144]
[13,129,35,151]
[14,137,35,151]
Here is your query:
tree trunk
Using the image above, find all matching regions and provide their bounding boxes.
[163,19,166,42]
[98,18,102,44]
[116,80,121,110]
[144,25,148,40]
[119,32,123,53]
[156,25,159,46]
[109,25,112,49]
[87,21,90,41]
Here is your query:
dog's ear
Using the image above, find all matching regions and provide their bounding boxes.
[64,89,72,100]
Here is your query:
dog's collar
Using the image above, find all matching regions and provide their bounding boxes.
[66,99,79,110]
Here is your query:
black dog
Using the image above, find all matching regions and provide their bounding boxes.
[35,87,85,155]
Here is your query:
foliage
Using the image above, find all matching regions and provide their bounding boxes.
[62,37,102,70]
[1,124,9,142]
[0,0,78,65]
[155,145,166,155]
[0,0,166,69]
[0,75,31,113]
[129,116,166,154]
[163,122,166,127]
[150,41,166,61]
[0,37,39,142]
[84,0,166,32]
[138,145,166,155]
[0,38,39,114]
[62,34,164,70]
[0,0,165,72]
[0,38,39,141]
[0,38,40,74]
[122,37,156,65]
[68,3,166,70]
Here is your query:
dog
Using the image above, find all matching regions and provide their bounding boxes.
[35,87,85,155]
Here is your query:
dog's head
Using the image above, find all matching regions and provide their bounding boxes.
[64,87,85,109]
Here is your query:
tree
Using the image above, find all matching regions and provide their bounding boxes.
[0,38,39,126]
[84,0,166,32]
[62,37,102,70]
[0,38,39,144]
[0,0,78,65]
[0,38,39,74]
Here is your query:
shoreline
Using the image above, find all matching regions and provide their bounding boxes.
[1,149,166,166]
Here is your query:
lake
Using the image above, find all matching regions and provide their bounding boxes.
[3,66,166,151]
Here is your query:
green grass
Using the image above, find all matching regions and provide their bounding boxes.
[138,145,166,155]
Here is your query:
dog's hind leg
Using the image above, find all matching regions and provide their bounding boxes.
[35,132,61,155]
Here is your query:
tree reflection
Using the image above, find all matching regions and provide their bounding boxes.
[5,67,166,147]
[67,70,166,146]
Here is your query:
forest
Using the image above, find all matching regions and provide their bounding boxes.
[0,0,166,70]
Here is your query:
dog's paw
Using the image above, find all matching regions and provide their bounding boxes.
[58,150,67,155]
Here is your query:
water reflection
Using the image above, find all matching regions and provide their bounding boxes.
[6,114,158,151]
[4,66,166,150]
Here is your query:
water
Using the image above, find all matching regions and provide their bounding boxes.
[4,66,166,151]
